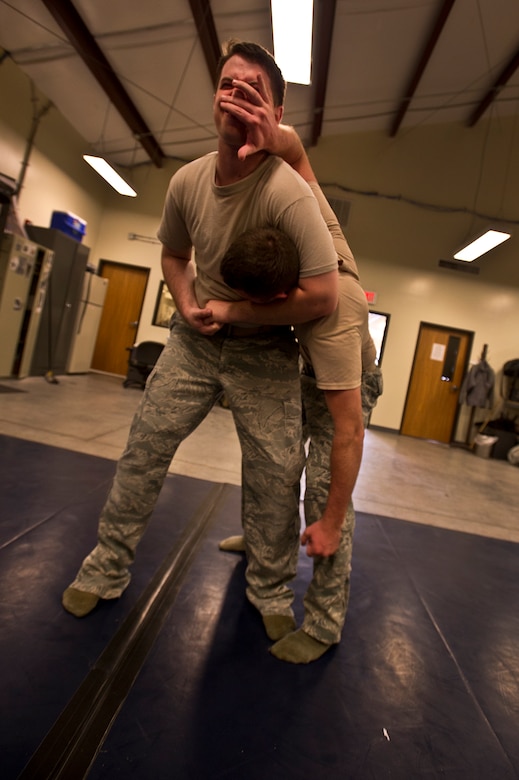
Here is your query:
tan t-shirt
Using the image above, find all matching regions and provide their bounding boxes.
[157,152,339,307]
[295,182,376,391]
[296,272,376,390]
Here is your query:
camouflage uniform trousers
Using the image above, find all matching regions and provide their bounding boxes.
[69,315,305,616]
[300,367,383,645]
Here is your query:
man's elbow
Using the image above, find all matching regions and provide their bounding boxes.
[314,288,339,318]
[316,269,339,316]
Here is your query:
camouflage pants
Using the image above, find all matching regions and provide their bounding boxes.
[70,315,304,612]
[300,367,383,644]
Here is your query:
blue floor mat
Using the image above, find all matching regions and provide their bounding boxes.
[1,435,518,780]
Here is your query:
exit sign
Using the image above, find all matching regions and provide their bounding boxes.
[365,290,377,304]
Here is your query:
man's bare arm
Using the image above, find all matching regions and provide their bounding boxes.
[161,245,220,335]
[208,269,337,326]
[301,387,364,557]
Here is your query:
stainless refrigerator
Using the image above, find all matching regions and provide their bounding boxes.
[25,226,89,376]
[66,272,108,373]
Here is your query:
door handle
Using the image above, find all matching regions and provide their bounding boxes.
[129,321,138,328]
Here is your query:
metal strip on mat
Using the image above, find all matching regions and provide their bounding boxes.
[18,482,231,780]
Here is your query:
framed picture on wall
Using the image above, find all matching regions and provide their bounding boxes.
[153,281,176,328]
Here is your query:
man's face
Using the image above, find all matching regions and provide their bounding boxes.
[213,54,282,146]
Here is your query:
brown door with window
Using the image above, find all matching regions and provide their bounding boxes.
[401,323,473,443]
[91,261,149,376]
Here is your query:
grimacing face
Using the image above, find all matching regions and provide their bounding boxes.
[213,54,283,145]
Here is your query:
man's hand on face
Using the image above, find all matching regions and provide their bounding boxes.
[218,73,283,160]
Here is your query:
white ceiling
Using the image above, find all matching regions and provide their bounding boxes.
[1,0,519,170]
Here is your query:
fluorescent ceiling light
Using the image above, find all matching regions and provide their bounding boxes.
[271,0,314,85]
[83,155,137,197]
[453,229,511,261]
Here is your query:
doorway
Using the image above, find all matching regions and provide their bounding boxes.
[401,322,473,443]
[91,261,149,376]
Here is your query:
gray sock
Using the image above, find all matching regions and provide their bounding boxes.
[269,628,331,663]
[262,614,296,641]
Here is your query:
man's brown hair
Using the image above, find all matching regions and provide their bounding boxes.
[221,227,299,299]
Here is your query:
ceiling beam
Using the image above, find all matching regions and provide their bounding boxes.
[467,44,519,127]
[389,0,457,137]
[310,0,337,147]
[188,0,221,86]
[39,0,166,167]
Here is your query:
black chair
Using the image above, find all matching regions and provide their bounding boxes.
[123,341,164,389]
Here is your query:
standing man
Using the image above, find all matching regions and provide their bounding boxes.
[212,84,383,663]
[62,41,339,647]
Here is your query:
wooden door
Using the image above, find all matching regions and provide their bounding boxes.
[401,323,473,443]
[91,261,149,376]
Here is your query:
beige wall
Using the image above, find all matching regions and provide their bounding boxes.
[354,258,517,437]
[311,121,518,288]
[1,56,518,440]
[308,124,519,437]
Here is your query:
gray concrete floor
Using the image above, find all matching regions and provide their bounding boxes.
[1,372,517,543]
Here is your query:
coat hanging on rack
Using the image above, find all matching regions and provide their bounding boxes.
[459,346,495,409]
